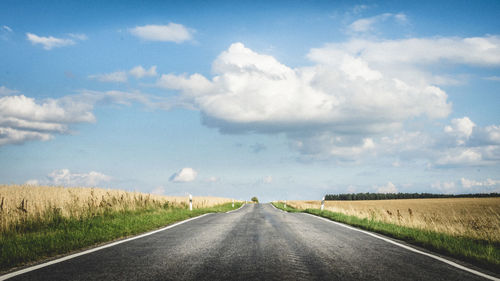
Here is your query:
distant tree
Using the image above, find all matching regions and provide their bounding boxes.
[324,192,500,201]
[251,196,259,203]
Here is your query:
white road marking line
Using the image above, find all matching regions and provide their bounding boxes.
[225,203,246,213]
[0,213,212,280]
[303,213,499,281]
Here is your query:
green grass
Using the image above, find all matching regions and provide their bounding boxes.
[0,202,242,273]
[272,202,500,273]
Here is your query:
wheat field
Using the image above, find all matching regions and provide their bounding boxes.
[0,184,235,232]
[286,198,500,242]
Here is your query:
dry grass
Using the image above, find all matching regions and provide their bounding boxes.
[0,184,234,233]
[287,198,500,242]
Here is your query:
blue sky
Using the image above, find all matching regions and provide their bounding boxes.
[1,1,500,202]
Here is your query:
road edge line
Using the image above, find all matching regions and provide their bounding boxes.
[0,213,212,281]
[303,212,499,281]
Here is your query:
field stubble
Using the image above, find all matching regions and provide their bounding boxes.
[287,198,500,243]
[0,184,234,233]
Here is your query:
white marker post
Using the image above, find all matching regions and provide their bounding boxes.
[232,199,234,208]
[320,196,325,211]
[189,194,193,211]
[284,200,287,209]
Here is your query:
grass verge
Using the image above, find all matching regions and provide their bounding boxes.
[1,202,242,273]
[272,202,500,273]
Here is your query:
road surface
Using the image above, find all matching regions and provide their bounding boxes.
[4,204,498,280]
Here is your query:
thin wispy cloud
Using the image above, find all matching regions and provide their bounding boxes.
[0,85,19,95]
[348,12,407,33]
[26,32,87,50]
[129,23,194,43]
[89,65,157,82]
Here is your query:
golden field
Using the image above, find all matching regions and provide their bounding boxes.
[286,198,500,242]
[0,184,235,232]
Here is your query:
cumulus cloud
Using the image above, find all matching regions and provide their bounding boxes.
[444,117,476,143]
[157,42,455,160]
[46,169,111,186]
[89,71,128,83]
[0,85,19,96]
[158,42,451,135]
[434,117,500,167]
[170,167,197,182]
[129,65,157,78]
[376,182,398,193]
[129,23,194,43]
[26,33,81,50]
[26,169,111,187]
[0,94,95,146]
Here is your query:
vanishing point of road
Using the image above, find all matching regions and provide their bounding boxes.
[4,204,499,281]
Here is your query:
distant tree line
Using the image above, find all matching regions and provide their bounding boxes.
[324,192,500,201]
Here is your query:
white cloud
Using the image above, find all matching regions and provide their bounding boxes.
[311,36,500,67]
[129,65,157,78]
[170,167,197,182]
[348,13,399,33]
[45,169,111,187]
[151,186,166,195]
[431,181,456,194]
[89,71,128,83]
[376,182,398,193]
[263,176,273,184]
[433,118,500,167]
[0,85,19,96]
[158,42,451,135]
[157,42,453,160]
[129,23,194,43]
[0,94,95,146]
[26,33,76,50]
[444,117,476,141]
[90,66,158,83]
[461,178,500,189]
[25,179,39,186]
[435,148,483,166]
[1,25,13,40]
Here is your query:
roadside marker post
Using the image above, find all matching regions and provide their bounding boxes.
[232,199,234,208]
[189,194,193,211]
[284,200,287,209]
[321,196,325,211]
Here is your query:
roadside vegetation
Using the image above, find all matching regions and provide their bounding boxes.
[272,199,500,273]
[0,184,241,273]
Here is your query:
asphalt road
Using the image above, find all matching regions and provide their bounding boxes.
[5,204,498,281]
